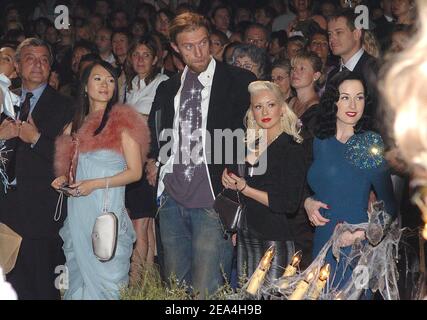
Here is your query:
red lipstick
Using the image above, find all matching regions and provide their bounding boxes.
[261,118,272,123]
[345,112,357,117]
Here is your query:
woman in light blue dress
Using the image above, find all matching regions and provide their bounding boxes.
[52,60,150,299]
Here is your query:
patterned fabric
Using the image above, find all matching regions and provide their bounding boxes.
[344,131,385,170]
[163,70,214,209]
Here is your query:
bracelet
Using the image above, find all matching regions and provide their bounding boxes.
[238,182,247,193]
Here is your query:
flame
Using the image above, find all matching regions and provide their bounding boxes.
[259,246,275,269]
[422,224,427,240]
[319,264,330,281]
[290,250,303,267]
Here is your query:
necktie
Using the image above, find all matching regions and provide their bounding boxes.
[5,92,34,186]
[19,92,33,121]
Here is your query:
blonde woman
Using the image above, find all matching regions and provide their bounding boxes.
[363,30,381,59]
[221,81,308,281]
[289,51,322,137]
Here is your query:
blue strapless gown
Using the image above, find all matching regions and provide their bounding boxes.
[60,150,136,300]
[307,132,396,289]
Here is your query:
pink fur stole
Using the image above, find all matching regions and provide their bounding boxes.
[54,104,150,177]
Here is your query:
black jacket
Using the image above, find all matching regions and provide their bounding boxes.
[242,133,308,241]
[374,16,394,52]
[0,85,74,238]
[148,60,257,198]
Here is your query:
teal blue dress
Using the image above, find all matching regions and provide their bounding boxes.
[60,150,136,300]
[307,131,396,289]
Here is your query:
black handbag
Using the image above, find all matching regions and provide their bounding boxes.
[214,190,244,234]
[213,164,246,234]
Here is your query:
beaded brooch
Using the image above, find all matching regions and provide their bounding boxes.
[344,132,385,169]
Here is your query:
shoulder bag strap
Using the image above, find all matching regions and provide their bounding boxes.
[103,178,110,214]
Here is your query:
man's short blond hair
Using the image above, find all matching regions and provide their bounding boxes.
[169,12,210,44]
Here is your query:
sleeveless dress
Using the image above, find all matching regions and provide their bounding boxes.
[54,105,150,300]
[123,73,168,219]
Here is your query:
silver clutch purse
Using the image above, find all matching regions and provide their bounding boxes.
[91,179,118,262]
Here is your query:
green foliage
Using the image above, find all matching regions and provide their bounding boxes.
[121,264,192,300]
[121,263,250,300]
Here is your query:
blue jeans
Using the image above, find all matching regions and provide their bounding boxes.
[158,193,233,299]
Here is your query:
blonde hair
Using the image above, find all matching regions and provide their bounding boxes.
[380,0,425,170]
[169,12,209,44]
[245,81,303,148]
[363,30,381,59]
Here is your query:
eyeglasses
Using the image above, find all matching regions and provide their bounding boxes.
[234,61,254,71]
[23,55,50,66]
[247,38,266,46]
[271,75,289,82]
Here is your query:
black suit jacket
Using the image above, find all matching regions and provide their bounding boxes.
[326,51,379,129]
[148,60,257,198]
[374,16,394,52]
[0,85,74,238]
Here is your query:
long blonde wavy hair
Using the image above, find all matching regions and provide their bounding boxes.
[363,30,381,59]
[245,81,303,150]
[380,0,425,169]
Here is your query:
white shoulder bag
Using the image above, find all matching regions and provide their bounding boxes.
[91,179,118,262]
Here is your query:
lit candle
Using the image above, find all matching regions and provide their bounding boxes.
[308,264,330,300]
[283,251,302,277]
[422,224,427,240]
[246,246,275,296]
[288,270,315,300]
[279,251,302,289]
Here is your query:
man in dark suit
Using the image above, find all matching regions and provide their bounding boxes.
[146,13,256,298]
[326,9,379,129]
[374,0,395,52]
[0,38,74,299]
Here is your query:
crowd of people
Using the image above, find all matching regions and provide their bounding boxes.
[0,0,421,300]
